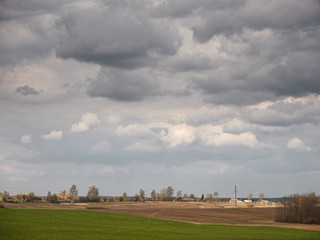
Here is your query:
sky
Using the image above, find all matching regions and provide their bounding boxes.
[0,0,320,198]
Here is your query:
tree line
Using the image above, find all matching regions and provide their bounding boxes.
[0,185,223,203]
[275,193,320,224]
[0,185,271,204]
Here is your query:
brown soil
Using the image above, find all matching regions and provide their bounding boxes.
[4,202,320,232]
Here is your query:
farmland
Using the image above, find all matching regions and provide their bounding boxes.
[1,208,320,240]
[1,202,320,239]
[4,201,320,231]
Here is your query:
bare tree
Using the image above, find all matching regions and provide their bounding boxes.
[17,193,23,202]
[259,193,265,201]
[27,192,35,202]
[247,193,253,200]
[69,184,78,200]
[47,191,52,202]
[160,186,174,201]
[47,191,58,203]
[160,189,166,201]
[214,192,219,201]
[176,190,182,199]
[87,185,100,202]
[2,191,9,201]
[134,194,139,201]
[139,188,145,201]
[151,189,157,201]
[122,192,127,201]
[206,193,213,202]
[58,190,67,200]
[155,192,160,201]
[165,186,174,201]
[275,193,320,224]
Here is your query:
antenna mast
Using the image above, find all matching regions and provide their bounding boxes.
[234,185,237,207]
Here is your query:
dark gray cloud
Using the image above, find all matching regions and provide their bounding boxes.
[0,0,72,13]
[152,0,246,18]
[192,0,320,42]
[252,53,320,97]
[242,96,320,127]
[193,58,320,105]
[86,68,156,101]
[165,54,216,72]
[191,28,320,105]
[0,1,59,66]
[15,85,41,96]
[55,2,182,69]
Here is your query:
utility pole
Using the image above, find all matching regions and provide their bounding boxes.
[234,185,237,207]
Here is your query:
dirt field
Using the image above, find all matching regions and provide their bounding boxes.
[4,202,320,232]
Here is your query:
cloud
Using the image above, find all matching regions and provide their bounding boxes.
[192,0,320,42]
[87,68,156,101]
[100,166,116,174]
[21,135,32,144]
[71,112,100,133]
[161,124,195,147]
[197,125,258,147]
[223,118,251,133]
[15,85,41,96]
[55,1,182,69]
[0,6,59,66]
[287,137,313,152]
[42,130,63,140]
[190,29,320,105]
[90,140,111,156]
[165,53,215,72]
[0,0,73,14]
[0,137,39,161]
[116,124,155,138]
[117,121,259,148]
[124,142,161,152]
[152,0,245,18]
[0,159,45,183]
[244,95,320,127]
[1,0,320,196]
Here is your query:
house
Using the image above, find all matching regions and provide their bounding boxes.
[229,198,244,204]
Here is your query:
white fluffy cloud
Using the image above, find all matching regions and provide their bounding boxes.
[42,130,63,140]
[117,122,259,148]
[21,134,32,144]
[287,137,313,152]
[197,125,258,147]
[161,124,195,147]
[116,124,155,138]
[71,112,100,133]
[159,123,258,148]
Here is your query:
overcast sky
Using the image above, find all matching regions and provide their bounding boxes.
[1,0,320,198]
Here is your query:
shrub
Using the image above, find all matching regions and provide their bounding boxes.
[275,193,320,224]
[247,203,254,208]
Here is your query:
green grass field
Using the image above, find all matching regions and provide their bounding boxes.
[1,209,319,240]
